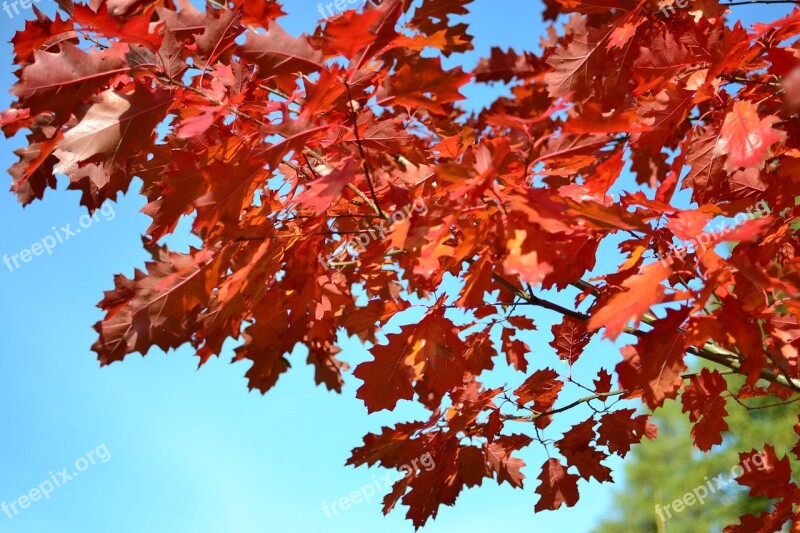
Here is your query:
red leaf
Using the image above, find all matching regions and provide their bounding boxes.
[92,246,223,365]
[733,445,797,499]
[597,409,658,457]
[53,87,173,176]
[594,369,613,394]
[295,158,358,215]
[681,368,729,451]
[355,311,468,412]
[503,229,553,286]
[485,435,533,489]
[501,327,530,373]
[238,23,323,75]
[534,458,580,511]
[73,3,163,49]
[376,57,471,115]
[455,255,494,308]
[556,420,613,482]
[514,368,563,428]
[549,316,591,364]
[617,308,689,409]
[667,209,710,241]
[12,43,128,117]
[588,262,671,341]
[715,101,786,171]
[545,28,608,99]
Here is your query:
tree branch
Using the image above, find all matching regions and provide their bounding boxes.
[495,275,800,394]
[502,390,627,423]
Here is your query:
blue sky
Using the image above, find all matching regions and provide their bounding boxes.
[0,1,792,532]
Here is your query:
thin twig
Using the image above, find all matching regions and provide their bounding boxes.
[343,80,386,219]
[503,390,628,422]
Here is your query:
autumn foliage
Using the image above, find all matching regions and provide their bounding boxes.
[6,0,800,529]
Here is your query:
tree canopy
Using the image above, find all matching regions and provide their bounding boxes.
[5,0,800,529]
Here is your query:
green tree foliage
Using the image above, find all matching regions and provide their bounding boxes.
[596,376,799,533]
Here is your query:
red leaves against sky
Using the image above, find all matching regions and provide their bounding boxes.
[6,0,800,529]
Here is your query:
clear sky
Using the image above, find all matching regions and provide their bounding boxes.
[0,1,792,532]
